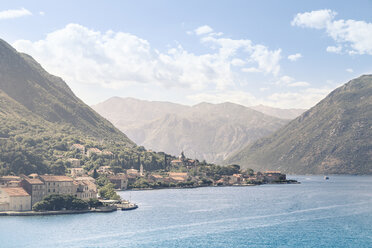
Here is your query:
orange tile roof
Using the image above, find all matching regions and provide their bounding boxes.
[168,172,188,177]
[24,177,44,184]
[1,187,30,197]
[109,174,127,180]
[171,159,182,163]
[264,171,282,174]
[40,175,73,182]
[71,144,85,149]
[0,176,21,180]
[87,148,102,153]
[170,176,186,181]
[151,174,163,179]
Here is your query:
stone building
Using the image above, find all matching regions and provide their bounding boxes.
[21,177,46,206]
[39,175,75,195]
[0,187,31,211]
[108,174,128,190]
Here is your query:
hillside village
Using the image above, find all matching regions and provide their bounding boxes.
[0,143,293,212]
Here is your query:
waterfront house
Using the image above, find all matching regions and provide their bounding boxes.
[168,172,188,179]
[75,180,98,200]
[21,176,46,206]
[39,175,75,195]
[230,174,243,184]
[263,171,286,183]
[148,174,164,182]
[0,187,31,211]
[108,174,128,190]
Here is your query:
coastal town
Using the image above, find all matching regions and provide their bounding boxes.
[0,144,297,213]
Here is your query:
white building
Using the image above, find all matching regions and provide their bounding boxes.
[0,187,31,211]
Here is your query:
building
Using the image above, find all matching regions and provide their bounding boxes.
[263,171,286,183]
[86,148,102,157]
[0,176,21,188]
[39,175,75,195]
[168,172,188,179]
[97,166,113,175]
[70,167,85,178]
[67,158,80,167]
[127,168,139,177]
[102,150,113,158]
[0,187,31,211]
[148,174,164,182]
[74,180,97,200]
[230,174,243,184]
[70,144,85,154]
[171,152,198,167]
[21,177,46,206]
[108,174,128,190]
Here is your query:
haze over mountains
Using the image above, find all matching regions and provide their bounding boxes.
[226,75,372,174]
[92,98,300,163]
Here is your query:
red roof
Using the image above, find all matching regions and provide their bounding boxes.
[24,177,44,185]
[1,187,30,197]
[40,175,73,182]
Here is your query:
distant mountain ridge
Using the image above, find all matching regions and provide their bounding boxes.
[93,98,291,163]
[250,105,305,119]
[226,75,372,174]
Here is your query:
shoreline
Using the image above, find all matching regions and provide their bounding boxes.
[0,206,117,216]
[120,180,300,192]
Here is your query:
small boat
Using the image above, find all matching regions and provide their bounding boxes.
[324,176,329,180]
[120,203,138,211]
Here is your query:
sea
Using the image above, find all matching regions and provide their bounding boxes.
[0,175,371,248]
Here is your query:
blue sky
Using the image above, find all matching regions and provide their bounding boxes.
[0,0,371,108]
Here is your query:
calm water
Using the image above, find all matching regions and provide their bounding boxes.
[0,175,371,247]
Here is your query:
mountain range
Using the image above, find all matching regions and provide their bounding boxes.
[92,98,300,163]
[0,39,142,175]
[226,75,372,174]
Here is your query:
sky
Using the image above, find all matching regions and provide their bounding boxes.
[0,0,371,109]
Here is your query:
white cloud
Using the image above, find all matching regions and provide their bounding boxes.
[274,76,310,88]
[292,9,372,55]
[265,87,332,108]
[346,68,353,73]
[241,67,260,73]
[326,45,342,53]
[39,11,45,16]
[194,25,213,35]
[13,23,283,93]
[187,87,332,109]
[231,58,246,66]
[291,9,336,29]
[288,53,302,61]
[288,81,310,87]
[0,8,32,20]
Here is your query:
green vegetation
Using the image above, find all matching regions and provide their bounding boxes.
[32,194,89,211]
[226,75,372,174]
[98,183,120,200]
[0,39,175,176]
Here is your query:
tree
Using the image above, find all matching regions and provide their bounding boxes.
[99,183,120,200]
[92,168,99,179]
